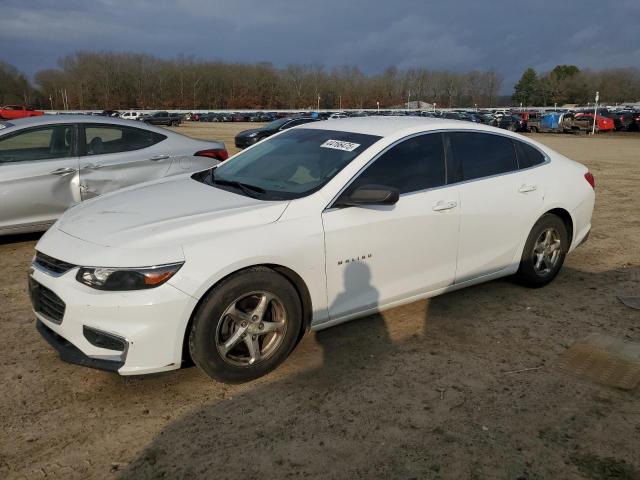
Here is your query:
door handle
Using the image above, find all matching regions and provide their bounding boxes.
[518,184,537,193]
[49,167,77,176]
[432,200,458,212]
[82,163,103,170]
[149,154,170,161]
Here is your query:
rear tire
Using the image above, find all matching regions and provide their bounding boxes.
[189,267,302,383]
[515,214,568,288]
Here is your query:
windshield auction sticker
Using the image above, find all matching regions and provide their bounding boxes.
[320,139,361,152]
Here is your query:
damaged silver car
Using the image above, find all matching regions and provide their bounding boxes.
[0,115,228,235]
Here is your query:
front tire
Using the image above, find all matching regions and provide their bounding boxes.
[515,214,568,288]
[189,267,302,383]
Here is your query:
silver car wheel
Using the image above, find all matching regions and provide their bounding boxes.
[215,291,287,367]
[532,227,562,276]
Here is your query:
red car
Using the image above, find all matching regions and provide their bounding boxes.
[574,113,615,132]
[0,105,45,120]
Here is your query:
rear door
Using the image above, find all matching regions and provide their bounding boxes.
[445,131,544,283]
[0,124,80,231]
[78,123,170,199]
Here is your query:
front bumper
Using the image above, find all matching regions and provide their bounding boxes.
[30,262,198,375]
[37,320,124,372]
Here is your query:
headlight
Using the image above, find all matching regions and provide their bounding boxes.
[76,262,183,291]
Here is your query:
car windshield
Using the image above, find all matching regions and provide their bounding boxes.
[196,128,381,200]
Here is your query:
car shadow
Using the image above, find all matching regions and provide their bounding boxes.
[0,231,42,245]
[116,264,639,479]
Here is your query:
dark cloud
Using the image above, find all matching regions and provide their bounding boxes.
[1,0,638,92]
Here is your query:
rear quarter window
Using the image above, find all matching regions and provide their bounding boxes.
[514,140,546,169]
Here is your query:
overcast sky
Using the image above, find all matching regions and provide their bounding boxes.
[1,0,639,93]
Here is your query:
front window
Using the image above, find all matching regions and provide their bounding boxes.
[196,128,381,200]
[0,125,75,163]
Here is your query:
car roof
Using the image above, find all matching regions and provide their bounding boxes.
[300,116,503,137]
[1,114,171,134]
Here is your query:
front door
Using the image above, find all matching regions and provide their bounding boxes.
[322,132,460,321]
[0,124,80,231]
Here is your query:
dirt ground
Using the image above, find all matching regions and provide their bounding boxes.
[1,124,639,480]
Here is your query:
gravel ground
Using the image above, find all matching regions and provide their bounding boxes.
[1,125,639,480]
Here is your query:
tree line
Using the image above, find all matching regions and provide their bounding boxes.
[512,65,640,107]
[2,52,504,110]
[1,52,638,111]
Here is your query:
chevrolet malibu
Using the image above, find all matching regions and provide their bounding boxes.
[30,117,595,382]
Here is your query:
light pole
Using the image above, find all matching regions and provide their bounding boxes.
[376,101,380,114]
[591,91,599,135]
[317,94,320,111]
[407,90,411,110]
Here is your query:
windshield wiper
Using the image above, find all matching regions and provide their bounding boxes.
[211,176,266,198]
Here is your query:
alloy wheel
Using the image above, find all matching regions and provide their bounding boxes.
[532,227,562,276]
[215,291,287,367]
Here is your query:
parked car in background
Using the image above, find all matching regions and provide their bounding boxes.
[526,113,542,132]
[30,117,594,382]
[248,112,272,122]
[0,115,227,235]
[563,113,614,133]
[605,111,636,131]
[120,111,144,121]
[477,113,496,125]
[495,115,527,132]
[99,110,121,117]
[142,111,183,127]
[441,112,465,121]
[538,112,565,133]
[0,105,45,120]
[235,117,320,149]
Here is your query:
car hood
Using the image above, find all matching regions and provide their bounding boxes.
[56,176,289,249]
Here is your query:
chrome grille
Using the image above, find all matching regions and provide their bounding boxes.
[34,251,76,276]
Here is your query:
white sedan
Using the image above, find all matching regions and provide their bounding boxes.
[30,117,595,382]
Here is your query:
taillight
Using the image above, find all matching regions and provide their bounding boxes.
[584,172,595,189]
[195,148,229,161]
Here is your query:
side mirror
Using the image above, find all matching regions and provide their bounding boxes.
[335,184,399,208]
